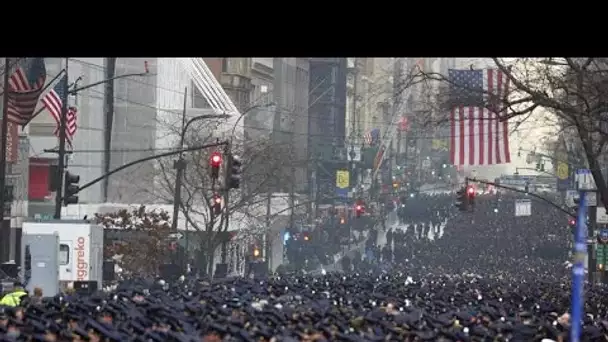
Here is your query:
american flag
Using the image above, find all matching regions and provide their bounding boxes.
[54,107,78,147]
[364,128,380,145]
[398,116,408,131]
[5,58,47,125]
[448,69,511,166]
[41,74,67,125]
[42,75,78,146]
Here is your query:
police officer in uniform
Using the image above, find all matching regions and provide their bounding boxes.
[0,282,28,307]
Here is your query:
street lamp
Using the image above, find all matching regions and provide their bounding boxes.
[171,113,230,228]
[174,102,274,267]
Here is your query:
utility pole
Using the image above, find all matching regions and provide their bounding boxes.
[172,88,188,267]
[102,58,116,202]
[54,58,69,219]
[289,68,296,240]
[0,59,11,224]
[576,64,599,284]
[350,59,358,195]
[351,58,358,147]
[265,57,283,271]
[394,58,402,168]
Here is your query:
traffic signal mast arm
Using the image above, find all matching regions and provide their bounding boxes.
[465,177,575,218]
[75,141,230,195]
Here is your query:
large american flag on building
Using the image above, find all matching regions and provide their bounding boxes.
[5,58,47,125]
[448,68,511,166]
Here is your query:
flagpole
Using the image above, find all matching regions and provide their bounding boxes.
[0,58,11,224]
[53,58,69,219]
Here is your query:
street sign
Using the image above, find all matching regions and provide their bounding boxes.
[576,169,596,191]
[33,213,54,221]
[168,232,184,240]
[598,208,608,224]
[515,199,532,217]
[566,190,597,207]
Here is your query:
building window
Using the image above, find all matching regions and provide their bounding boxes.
[59,244,70,265]
[222,58,228,72]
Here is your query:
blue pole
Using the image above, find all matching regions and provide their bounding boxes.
[571,190,587,342]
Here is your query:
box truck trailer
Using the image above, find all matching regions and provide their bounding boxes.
[22,220,103,294]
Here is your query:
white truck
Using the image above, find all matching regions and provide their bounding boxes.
[22,220,104,295]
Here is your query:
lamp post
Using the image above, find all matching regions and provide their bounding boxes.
[171,105,229,267]
[174,100,273,268]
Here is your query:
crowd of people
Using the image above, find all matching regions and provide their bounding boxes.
[1,188,606,341]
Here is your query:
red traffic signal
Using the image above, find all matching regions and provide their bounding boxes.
[212,194,222,215]
[467,186,475,195]
[569,218,576,226]
[210,152,222,167]
[355,204,365,218]
[210,152,222,179]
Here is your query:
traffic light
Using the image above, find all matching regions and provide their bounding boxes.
[355,204,365,218]
[340,217,346,224]
[63,171,80,206]
[303,233,310,242]
[209,151,222,179]
[455,187,469,211]
[467,185,475,207]
[253,247,261,258]
[226,154,242,189]
[568,218,576,234]
[212,193,222,215]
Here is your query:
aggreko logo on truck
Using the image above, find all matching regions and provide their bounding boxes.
[75,237,88,280]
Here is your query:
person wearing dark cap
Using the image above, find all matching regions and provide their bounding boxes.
[29,287,43,306]
[0,282,27,307]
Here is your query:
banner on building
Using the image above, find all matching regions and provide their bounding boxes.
[556,161,570,191]
[5,122,17,163]
[335,170,350,198]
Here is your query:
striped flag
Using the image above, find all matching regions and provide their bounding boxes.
[5,58,47,125]
[364,128,380,145]
[398,116,408,131]
[42,75,77,147]
[41,74,68,125]
[448,68,511,166]
[53,107,78,147]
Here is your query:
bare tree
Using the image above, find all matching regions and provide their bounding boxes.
[411,58,608,209]
[98,206,173,277]
[146,115,303,274]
